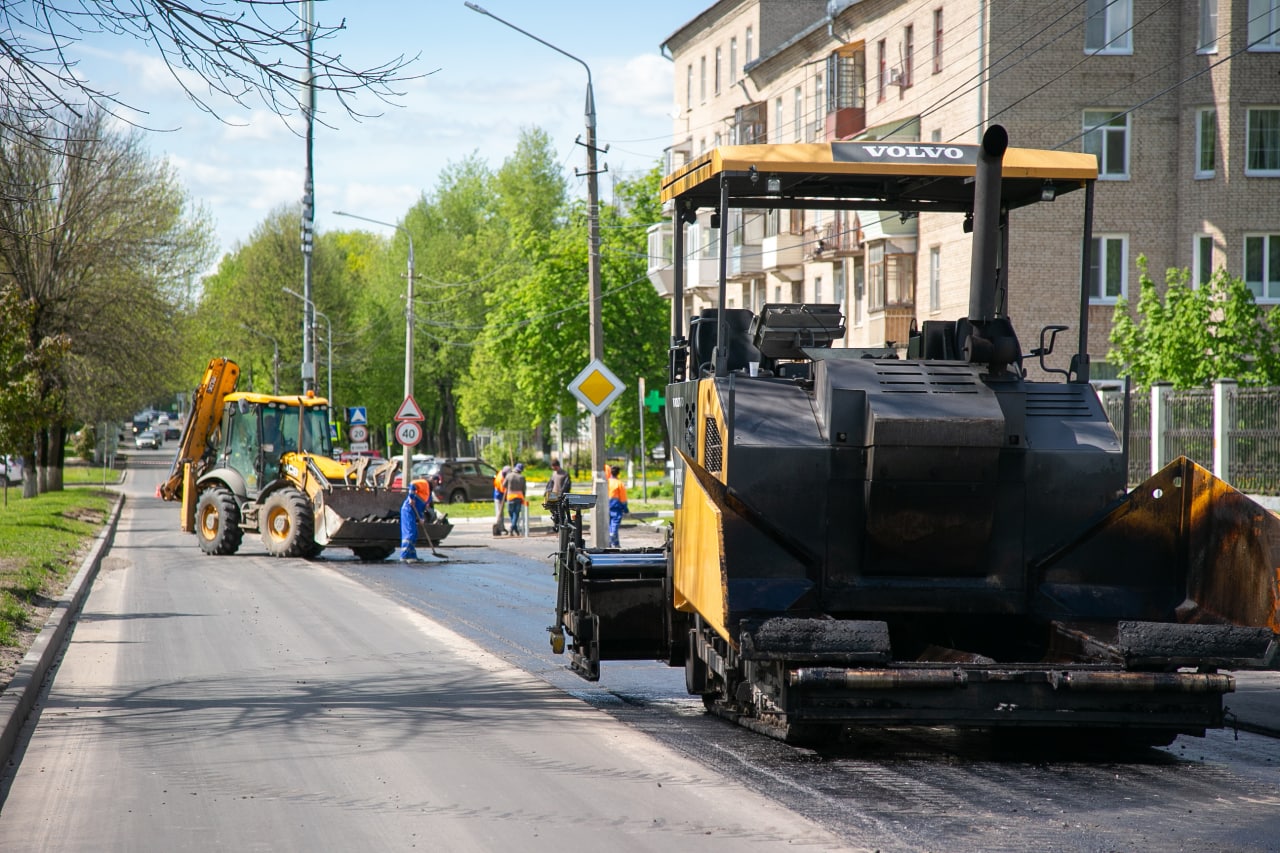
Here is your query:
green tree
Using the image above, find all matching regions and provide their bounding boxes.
[1109,255,1280,389]
[0,109,213,494]
[459,163,669,463]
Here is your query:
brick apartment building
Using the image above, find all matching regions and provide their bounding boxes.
[648,0,1280,377]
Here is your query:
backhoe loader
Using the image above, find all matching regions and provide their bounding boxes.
[159,358,450,559]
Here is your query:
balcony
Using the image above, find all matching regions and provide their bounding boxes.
[825,107,866,140]
[647,222,674,297]
[761,231,805,280]
[727,209,764,280]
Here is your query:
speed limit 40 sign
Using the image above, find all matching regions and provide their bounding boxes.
[394,420,423,447]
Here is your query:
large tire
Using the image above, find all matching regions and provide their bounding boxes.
[449,488,467,504]
[351,545,395,562]
[195,486,243,555]
[259,488,315,558]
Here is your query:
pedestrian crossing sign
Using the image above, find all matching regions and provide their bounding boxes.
[347,406,367,425]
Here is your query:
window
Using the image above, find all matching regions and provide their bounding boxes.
[700,56,707,102]
[812,72,824,140]
[929,246,941,312]
[1194,234,1214,287]
[714,47,722,96]
[827,46,866,113]
[1083,110,1130,179]
[815,276,823,303]
[794,87,803,141]
[1196,108,1217,177]
[746,26,754,63]
[1085,0,1133,53]
[775,96,783,142]
[877,40,887,103]
[903,25,914,88]
[868,244,886,310]
[1248,0,1280,50]
[730,37,738,85]
[931,128,942,143]
[686,64,693,110]
[713,132,722,148]
[1089,235,1128,302]
[774,284,782,303]
[834,264,847,311]
[933,8,944,73]
[1245,234,1280,300]
[1199,0,1218,52]
[853,256,864,325]
[1246,108,1280,175]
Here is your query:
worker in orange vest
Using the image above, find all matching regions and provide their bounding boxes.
[492,464,510,536]
[504,462,528,536]
[607,465,628,548]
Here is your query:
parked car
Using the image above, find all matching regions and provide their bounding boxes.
[135,430,161,450]
[423,457,499,504]
[1,455,23,484]
[164,425,182,441]
[338,449,383,464]
[390,454,437,490]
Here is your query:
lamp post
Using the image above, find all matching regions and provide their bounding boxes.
[239,324,280,394]
[465,1,608,546]
[332,210,416,485]
[283,287,333,408]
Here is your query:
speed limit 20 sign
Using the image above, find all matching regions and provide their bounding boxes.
[394,420,423,447]
[348,424,369,443]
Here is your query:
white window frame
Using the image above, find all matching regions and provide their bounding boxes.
[1195,107,1216,178]
[745,26,754,63]
[1248,0,1280,50]
[714,47,722,96]
[1244,233,1280,301]
[1083,110,1130,180]
[1193,234,1214,287]
[814,276,823,304]
[1199,0,1219,53]
[1089,234,1128,303]
[929,246,941,313]
[793,87,803,142]
[1085,0,1133,54]
[775,96,783,144]
[812,72,824,141]
[730,37,738,84]
[1245,107,1280,176]
[700,56,707,103]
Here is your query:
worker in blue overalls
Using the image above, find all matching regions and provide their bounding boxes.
[400,479,434,563]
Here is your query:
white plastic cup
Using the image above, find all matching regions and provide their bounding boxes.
[748,361,759,377]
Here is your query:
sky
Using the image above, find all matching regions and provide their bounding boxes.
[65,1,702,263]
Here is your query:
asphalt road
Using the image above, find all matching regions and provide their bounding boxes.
[3,456,1280,852]
[0,459,842,851]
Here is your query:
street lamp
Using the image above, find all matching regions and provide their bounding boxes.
[239,324,280,394]
[332,209,416,486]
[283,286,333,408]
[465,1,609,546]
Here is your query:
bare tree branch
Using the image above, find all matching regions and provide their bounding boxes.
[0,0,426,144]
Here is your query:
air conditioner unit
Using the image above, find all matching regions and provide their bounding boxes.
[888,67,905,87]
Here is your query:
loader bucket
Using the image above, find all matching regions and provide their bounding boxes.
[1034,457,1280,663]
[313,486,453,548]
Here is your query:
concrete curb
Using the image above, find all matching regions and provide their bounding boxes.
[0,492,125,765]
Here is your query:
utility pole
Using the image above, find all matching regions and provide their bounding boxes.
[466,2,610,545]
[299,0,317,394]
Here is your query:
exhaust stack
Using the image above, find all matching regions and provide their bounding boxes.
[961,125,1020,375]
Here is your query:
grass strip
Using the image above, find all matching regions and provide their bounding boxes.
[0,489,110,646]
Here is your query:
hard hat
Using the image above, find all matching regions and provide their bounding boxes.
[501,465,511,474]
[412,479,431,500]
[514,462,524,472]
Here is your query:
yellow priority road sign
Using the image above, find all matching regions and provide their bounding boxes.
[568,359,626,417]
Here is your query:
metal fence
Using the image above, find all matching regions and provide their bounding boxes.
[1099,382,1280,496]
